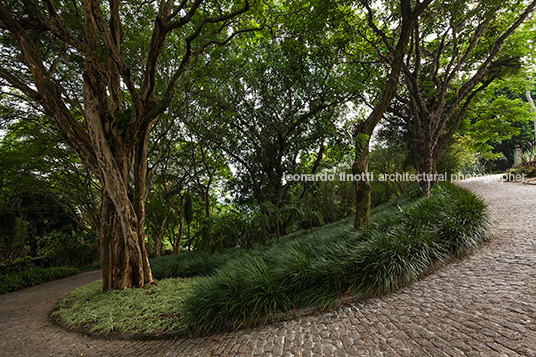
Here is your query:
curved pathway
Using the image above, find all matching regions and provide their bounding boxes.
[1,176,535,356]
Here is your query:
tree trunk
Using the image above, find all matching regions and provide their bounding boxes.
[415,143,436,197]
[351,0,426,230]
[526,89,536,142]
[154,228,164,257]
[154,210,170,257]
[154,237,163,257]
[99,194,153,290]
[204,191,210,218]
[353,137,372,229]
[83,78,153,290]
[173,214,184,255]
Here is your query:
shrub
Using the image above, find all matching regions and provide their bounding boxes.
[150,250,243,280]
[507,160,536,179]
[150,217,355,280]
[522,146,536,163]
[0,256,33,274]
[0,266,79,294]
[38,231,99,268]
[182,183,490,334]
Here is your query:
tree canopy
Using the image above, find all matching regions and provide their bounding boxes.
[0,0,535,290]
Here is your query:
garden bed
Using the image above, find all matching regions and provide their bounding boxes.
[52,183,490,337]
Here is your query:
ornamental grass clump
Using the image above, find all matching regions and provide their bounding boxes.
[183,183,490,335]
[149,217,354,280]
[149,249,242,280]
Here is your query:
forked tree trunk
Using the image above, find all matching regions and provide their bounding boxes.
[83,78,153,290]
[351,0,427,230]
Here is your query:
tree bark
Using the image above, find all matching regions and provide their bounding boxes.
[526,89,536,142]
[100,193,153,290]
[154,212,169,257]
[352,0,428,229]
[353,136,371,229]
[415,145,435,197]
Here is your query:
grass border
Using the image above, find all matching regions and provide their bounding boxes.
[0,266,80,295]
[50,183,491,339]
[48,247,491,341]
[48,306,190,341]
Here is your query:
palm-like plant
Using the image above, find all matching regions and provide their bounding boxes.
[522,144,536,163]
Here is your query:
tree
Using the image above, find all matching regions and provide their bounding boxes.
[183,140,230,218]
[460,78,534,167]
[146,168,187,257]
[399,0,536,195]
[185,9,362,209]
[0,0,261,290]
[351,0,431,229]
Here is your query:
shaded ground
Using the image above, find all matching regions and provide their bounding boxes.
[1,176,535,356]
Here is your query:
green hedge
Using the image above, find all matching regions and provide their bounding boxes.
[0,266,79,294]
[181,183,490,334]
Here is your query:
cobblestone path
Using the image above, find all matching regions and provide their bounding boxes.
[1,176,535,356]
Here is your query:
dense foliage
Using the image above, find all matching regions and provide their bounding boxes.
[0,266,79,295]
[183,184,489,334]
[147,184,489,334]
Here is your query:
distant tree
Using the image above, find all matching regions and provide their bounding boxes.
[185,8,363,209]
[399,0,536,195]
[0,117,100,232]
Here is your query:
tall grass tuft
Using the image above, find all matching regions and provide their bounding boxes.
[181,183,490,335]
[149,217,355,280]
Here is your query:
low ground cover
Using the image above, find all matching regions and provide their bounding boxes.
[53,183,489,336]
[51,278,196,335]
[0,266,79,294]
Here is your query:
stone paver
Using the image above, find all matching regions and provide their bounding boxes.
[1,176,535,356]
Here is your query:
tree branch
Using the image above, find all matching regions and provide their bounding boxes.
[0,2,98,174]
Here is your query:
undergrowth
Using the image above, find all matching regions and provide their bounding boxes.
[52,278,196,334]
[55,183,489,336]
[0,266,79,294]
[182,183,489,334]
